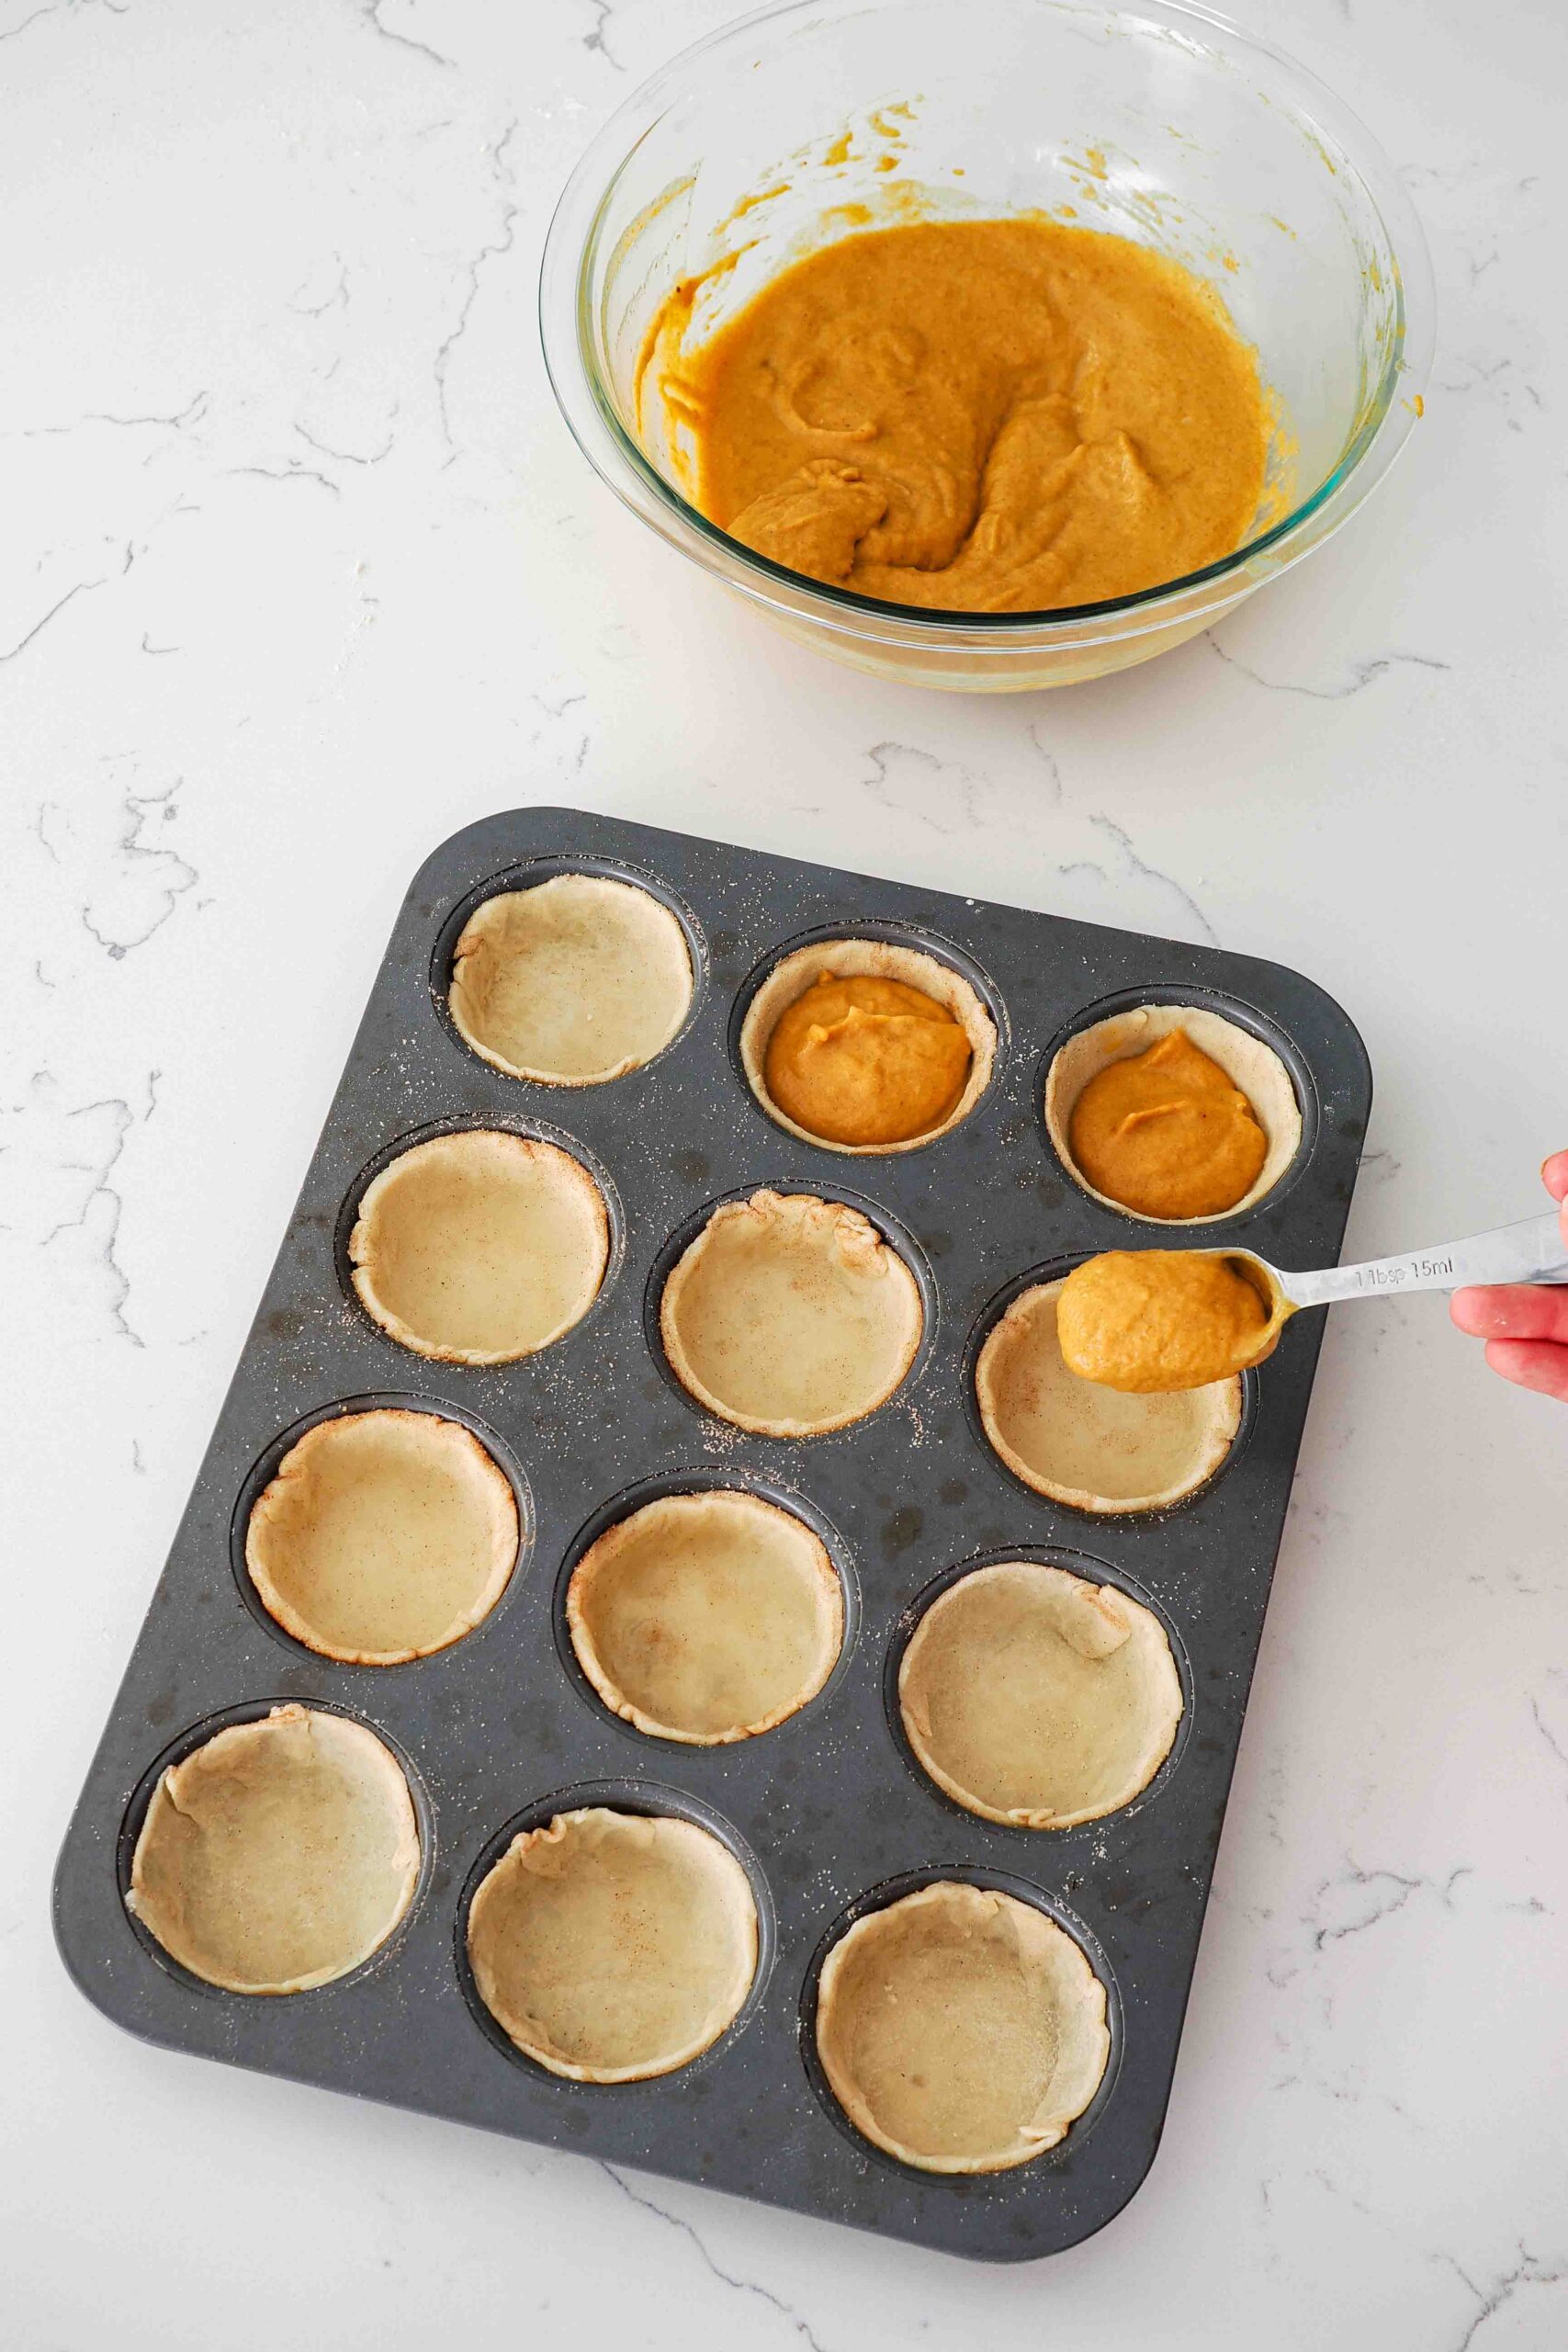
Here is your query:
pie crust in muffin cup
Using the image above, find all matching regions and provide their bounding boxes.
[567,1488,842,1744]
[448,872,694,1085]
[814,1880,1110,2174]
[660,1189,923,1437]
[975,1276,1241,1513]
[466,1806,757,2082]
[898,1558,1183,1828]
[349,1128,610,1364]
[245,1408,519,1666]
[126,1704,420,1995]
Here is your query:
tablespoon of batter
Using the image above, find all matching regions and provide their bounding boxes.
[1059,1213,1568,1394]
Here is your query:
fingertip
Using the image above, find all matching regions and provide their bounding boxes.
[1450,1286,1488,1335]
[1540,1149,1568,1204]
[1483,1337,1568,1402]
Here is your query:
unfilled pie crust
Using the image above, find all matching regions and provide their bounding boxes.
[350,1129,609,1363]
[1044,1001,1301,1222]
[245,1408,519,1665]
[567,1489,842,1744]
[466,1807,758,2081]
[660,1191,923,1437]
[448,873,694,1086]
[976,1277,1240,1512]
[899,1560,1183,1828]
[815,1881,1110,2173]
[739,937,996,1153]
[127,1704,420,1994]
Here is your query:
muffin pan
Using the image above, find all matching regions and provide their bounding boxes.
[53,805,1371,2261]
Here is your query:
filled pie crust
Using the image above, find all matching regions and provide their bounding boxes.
[1045,1001,1301,1223]
[739,936,995,1153]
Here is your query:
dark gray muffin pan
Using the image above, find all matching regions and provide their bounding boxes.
[54,805,1370,2262]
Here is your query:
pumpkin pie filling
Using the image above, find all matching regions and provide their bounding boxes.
[1044,1001,1301,1225]
[1057,1249,1286,1394]
[1068,1027,1269,1220]
[763,970,972,1147]
[739,935,996,1154]
[641,216,1271,613]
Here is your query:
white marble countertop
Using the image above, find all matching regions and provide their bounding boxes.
[4,0,1564,2342]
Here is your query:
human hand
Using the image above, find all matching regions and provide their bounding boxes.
[1450,1150,1568,1401]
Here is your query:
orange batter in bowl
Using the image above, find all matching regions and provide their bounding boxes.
[644,216,1270,613]
[764,971,972,1148]
[1068,1028,1268,1219]
[1057,1250,1284,1394]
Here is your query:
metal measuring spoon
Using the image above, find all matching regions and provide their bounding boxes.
[1221,1209,1568,1331]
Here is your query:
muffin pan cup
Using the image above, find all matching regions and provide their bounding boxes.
[53,806,1370,2262]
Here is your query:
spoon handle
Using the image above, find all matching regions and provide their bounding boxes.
[1284,1212,1568,1310]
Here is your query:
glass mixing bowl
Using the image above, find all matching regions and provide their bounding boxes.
[539,0,1432,693]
